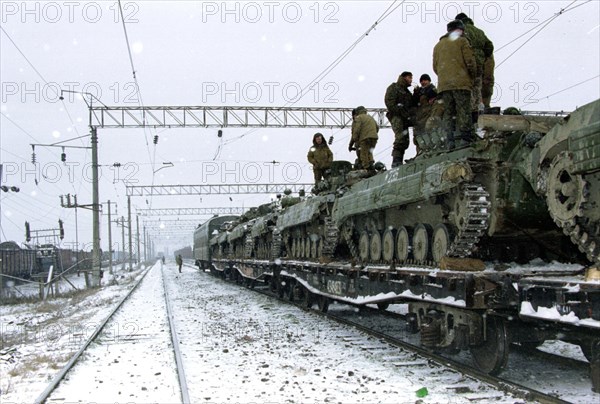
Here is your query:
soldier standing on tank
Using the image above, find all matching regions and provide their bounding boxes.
[348,106,379,170]
[412,73,438,153]
[455,13,494,119]
[433,19,477,149]
[307,132,333,185]
[482,54,495,109]
[384,71,415,167]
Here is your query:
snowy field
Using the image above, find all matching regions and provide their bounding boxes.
[0,260,597,403]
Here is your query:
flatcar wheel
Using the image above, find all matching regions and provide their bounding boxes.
[318,296,330,313]
[432,223,451,264]
[302,287,314,309]
[470,316,509,375]
[396,226,411,262]
[358,231,370,261]
[305,237,311,258]
[291,238,297,258]
[370,231,382,262]
[382,228,395,263]
[311,239,318,259]
[286,280,297,302]
[413,224,432,263]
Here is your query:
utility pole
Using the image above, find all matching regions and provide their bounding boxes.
[120,216,126,270]
[127,196,133,271]
[60,194,95,287]
[105,200,117,275]
[136,214,140,269]
[91,127,101,286]
[143,225,147,263]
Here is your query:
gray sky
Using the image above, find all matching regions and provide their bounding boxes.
[1,0,599,253]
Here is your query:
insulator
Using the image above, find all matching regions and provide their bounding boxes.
[31,152,37,164]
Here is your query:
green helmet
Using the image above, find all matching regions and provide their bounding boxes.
[503,107,521,115]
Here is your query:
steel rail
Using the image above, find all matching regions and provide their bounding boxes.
[210,269,572,404]
[161,265,191,404]
[33,263,157,404]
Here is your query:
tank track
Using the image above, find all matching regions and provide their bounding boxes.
[244,236,254,259]
[271,230,282,260]
[321,217,339,258]
[561,174,600,265]
[545,152,600,265]
[449,184,491,257]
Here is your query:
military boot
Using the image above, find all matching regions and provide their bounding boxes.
[391,155,404,168]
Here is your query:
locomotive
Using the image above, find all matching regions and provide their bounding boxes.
[194,99,600,391]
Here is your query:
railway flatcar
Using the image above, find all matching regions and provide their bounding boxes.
[193,215,238,269]
[195,99,600,392]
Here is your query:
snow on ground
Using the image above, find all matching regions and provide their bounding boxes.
[165,265,522,403]
[0,264,149,402]
[1,260,596,403]
[46,261,180,403]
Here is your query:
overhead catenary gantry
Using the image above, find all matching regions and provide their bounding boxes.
[89,106,391,129]
[126,183,312,197]
[136,207,246,216]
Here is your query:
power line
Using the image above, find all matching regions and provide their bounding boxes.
[519,74,600,108]
[496,0,590,69]
[223,0,404,146]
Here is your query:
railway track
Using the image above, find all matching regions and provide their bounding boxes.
[226,273,587,403]
[34,263,190,403]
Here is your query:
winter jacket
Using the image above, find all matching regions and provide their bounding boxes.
[462,18,494,75]
[351,109,379,143]
[307,141,333,170]
[433,33,477,92]
[384,77,414,122]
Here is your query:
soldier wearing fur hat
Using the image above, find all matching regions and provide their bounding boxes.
[433,19,477,149]
[384,71,415,167]
[412,74,438,153]
[307,132,333,185]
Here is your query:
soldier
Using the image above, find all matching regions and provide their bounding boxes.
[455,13,494,120]
[482,54,495,109]
[384,71,415,167]
[307,132,333,185]
[349,106,379,170]
[433,19,477,149]
[412,73,438,153]
[176,254,182,273]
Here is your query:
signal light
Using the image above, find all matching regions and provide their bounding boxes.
[61,153,66,162]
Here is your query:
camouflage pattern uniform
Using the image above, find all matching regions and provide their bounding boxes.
[412,83,437,153]
[384,75,414,167]
[458,15,494,115]
[350,106,379,170]
[307,133,333,184]
[482,54,495,108]
[433,23,477,149]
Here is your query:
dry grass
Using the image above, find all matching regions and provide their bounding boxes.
[7,352,73,377]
